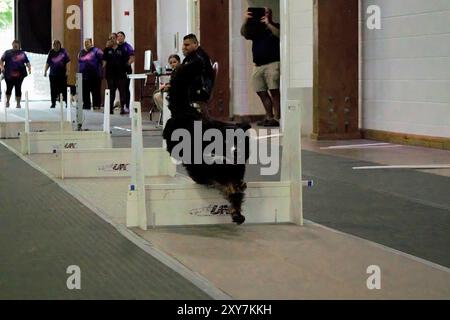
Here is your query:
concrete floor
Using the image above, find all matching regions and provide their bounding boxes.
[1,103,450,299]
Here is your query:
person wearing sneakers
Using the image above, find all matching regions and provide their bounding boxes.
[78,38,103,110]
[1,40,31,109]
[103,33,128,115]
[117,31,135,114]
[241,7,280,127]
[44,40,71,109]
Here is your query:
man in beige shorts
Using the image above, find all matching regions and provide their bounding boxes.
[241,7,280,127]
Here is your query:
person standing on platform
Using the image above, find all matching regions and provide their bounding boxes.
[117,31,135,114]
[241,7,281,127]
[103,33,128,115]
[44,40,71,109]
[0,40,31,109]
[78,38,103,110]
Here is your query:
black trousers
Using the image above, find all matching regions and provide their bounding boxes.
[125,77,131,109]
[5,77,25,97]
[106,78,127,114]
[82,77,102,109]
[49,75,68,106]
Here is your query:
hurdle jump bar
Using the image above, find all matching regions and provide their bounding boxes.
[127,100,309,230]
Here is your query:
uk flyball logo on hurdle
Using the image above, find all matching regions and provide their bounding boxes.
[190,205,230,217]
[64,143,78,149]
[51,142,78,151]
[98,163,131,172]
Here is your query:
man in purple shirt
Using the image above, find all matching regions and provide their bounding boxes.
[117,31,135,113]
[78,38,103,110]
[44,40,71,108]
[1,40,31,108]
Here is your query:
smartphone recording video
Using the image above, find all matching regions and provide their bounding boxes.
[248,7,266,21]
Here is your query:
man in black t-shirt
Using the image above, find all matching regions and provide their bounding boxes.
[103,33,128,115]
[241,8,280,127]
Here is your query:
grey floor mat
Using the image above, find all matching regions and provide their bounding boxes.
[0,144,211,300]
[302,150,450,268]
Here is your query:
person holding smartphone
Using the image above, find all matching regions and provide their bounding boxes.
[241,7,280,127]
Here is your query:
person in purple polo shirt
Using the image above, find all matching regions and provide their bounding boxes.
[1,40,31,108]
[78,38,103,110]
[44,40,71,108]
[117,31,135,113]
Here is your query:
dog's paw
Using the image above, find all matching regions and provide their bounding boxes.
[232,214,246,225]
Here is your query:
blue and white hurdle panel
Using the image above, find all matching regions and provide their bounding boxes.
[19,90,112,154]
[126,98,313,230]
[0,90,73,139]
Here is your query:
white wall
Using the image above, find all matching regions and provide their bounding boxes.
[361,0,450,138]
[287,0,313,88]
[231,0,252,116]
[112,0,134,48]
[82,0,93,41]
[158,0,189,64]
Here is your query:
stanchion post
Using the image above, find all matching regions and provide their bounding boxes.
[60,93,65,179]
[282,100,303,226]
[127,101,147,230]
[3,90,7,123]
[25,91,31,154]
[67,87,72,123]
[129,78,135,119]
[103,89,110,133]
[76,73,83,131]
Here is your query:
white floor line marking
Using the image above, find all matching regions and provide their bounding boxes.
[353,164,450,170]
[320,143,395,150]
[0,140,231,301]
[113,126,132,132]
[253,133,284,141]
[304,219,450,274]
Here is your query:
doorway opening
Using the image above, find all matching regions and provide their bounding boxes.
[1,0,50,102]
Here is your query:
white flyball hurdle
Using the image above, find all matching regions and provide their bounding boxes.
[126,99,309,230]
[0,90,73,139]
[20,90,113,154]
[52,90,175,179]
[58,148,175,179]
[54,90,175,179]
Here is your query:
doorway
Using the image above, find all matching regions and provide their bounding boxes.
[230,0,281,121]
[198,0,231,120]
[0,0,14,100]
[1,0,51,101]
